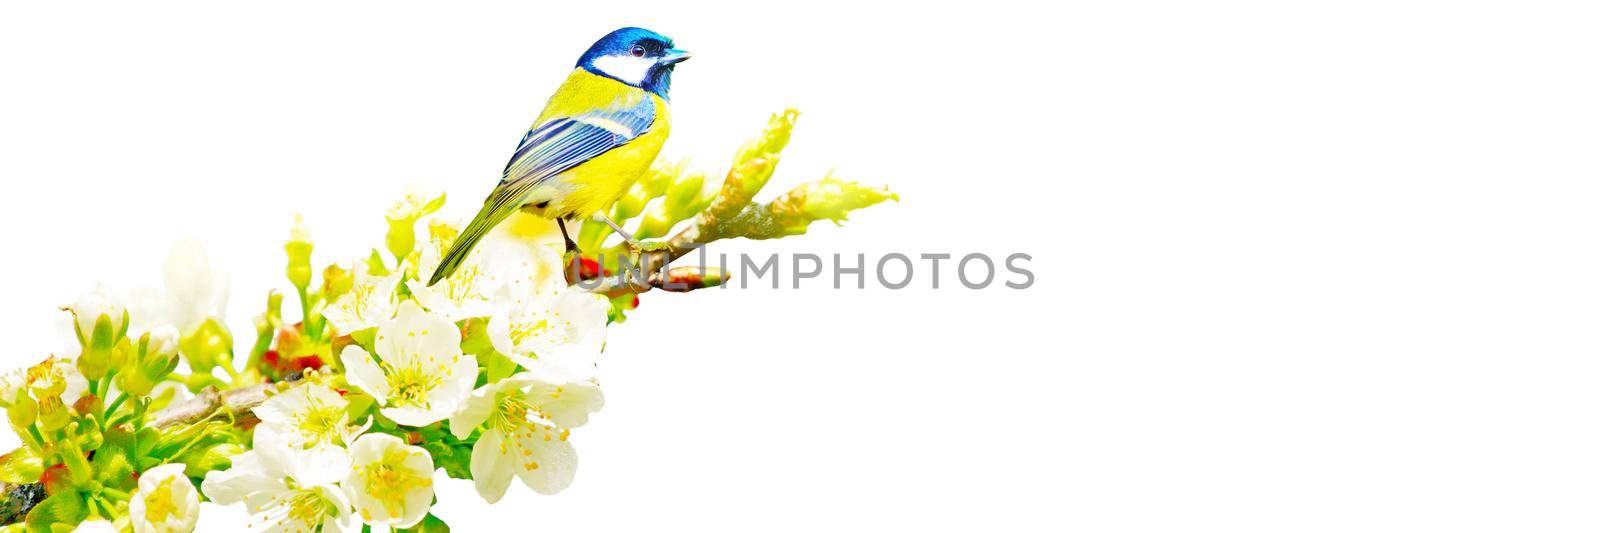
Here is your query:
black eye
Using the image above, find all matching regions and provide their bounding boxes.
[629,45,646,57]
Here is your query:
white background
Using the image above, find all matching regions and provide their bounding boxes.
[2,1,1597,531]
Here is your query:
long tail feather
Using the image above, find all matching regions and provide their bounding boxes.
[427,202,516,286]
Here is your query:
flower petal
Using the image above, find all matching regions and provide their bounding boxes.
[528,379,604,429]
[469,429,517,503]
[449,385,497,440]
[199,452,278,506]
[381,404,449,427]
[514,422,578,495]
[339,345,390,404]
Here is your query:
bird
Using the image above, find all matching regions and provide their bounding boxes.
[428,27,690,287]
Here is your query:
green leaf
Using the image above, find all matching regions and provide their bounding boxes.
[398,513,450,533]
[414,427,475,481]
[0,448,44,484]
[25,492,85,533]
[422,193,448,216]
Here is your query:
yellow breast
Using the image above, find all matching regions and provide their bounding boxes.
[524,70,671,218]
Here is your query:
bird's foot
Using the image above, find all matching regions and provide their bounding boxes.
[620,239,670,270]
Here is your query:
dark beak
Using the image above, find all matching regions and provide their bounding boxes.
[659,49,692,65]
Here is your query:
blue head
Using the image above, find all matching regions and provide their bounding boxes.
[576,27,690,99]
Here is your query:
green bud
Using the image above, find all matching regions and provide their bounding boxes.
[266,290,285,327]
[180,318,233,373]
[730,110,798,198]
[8,393,37,429]
[75,315,116,381]
[765,177,898,237]
[385,218,416,265]
[665,171,705,215]
[286,215,315,292]
[644,159,686,196]
[65,284,127,350]
[385,190,446,262]
[612,186,652,222]
[633,203,676,240]
[117,327,177,397]
[116,372,156,398]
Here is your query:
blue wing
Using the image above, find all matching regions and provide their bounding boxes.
[428,97,655,287]
[484,100,656,217]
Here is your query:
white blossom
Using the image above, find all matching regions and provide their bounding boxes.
[340,301,475,426]
[201,430,353,532]
[487,287,610,382]
[130,463,200,533]
[251,382,367,479]
[343,433,434,528]
[448,368,603,502]
[322,268,402,335]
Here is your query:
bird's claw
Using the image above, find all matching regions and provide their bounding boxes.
[620,239,669,268]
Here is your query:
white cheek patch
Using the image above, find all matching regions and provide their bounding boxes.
[590,54,654,85]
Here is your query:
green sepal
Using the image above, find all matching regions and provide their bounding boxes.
[366,249,391,276]
[460,320,517,384]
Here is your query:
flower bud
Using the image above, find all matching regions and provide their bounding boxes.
[180,318,233,373]
[665,171,705,215]
[612,186,652,222]
[633,202,676,240]
[286,215,315,295]
[765,177,898,237]
[728,110,798,198]
[75,320,115,381]
[386,189,446,262]
[265,290,285,326]
[643,159,685,196]
[145,326,180,362]
[385,218,416,266]
[67,285,128,381]
[67,284,128,348]
[120,326,180,396]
